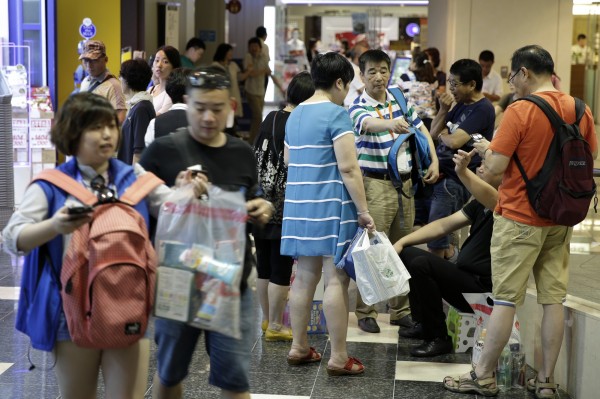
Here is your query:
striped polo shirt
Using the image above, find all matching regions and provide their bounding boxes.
[349,88,423,174]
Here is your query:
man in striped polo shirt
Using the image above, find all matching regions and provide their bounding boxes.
[349,49,439,333]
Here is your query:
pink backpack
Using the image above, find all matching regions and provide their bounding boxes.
[34,170,163,349]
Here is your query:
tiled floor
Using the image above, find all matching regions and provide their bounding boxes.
[0,253,578,398]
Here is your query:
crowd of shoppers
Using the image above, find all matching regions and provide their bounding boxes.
[2,27,597,399]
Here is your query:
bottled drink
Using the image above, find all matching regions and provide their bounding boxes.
[511,343,526,387]
[496,345,512,392]
[471,328,486,368]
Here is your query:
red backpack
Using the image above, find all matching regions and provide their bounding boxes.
[514,95,597,226]
[33,170,163,349]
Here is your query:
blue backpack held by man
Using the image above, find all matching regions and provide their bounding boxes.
[387,87,432,197]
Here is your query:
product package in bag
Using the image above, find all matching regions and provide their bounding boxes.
[465,293,522,371]
[351,230,411,306]
[153,184,248,339]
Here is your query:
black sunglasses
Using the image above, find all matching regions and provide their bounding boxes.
[188,71,231,90]
[90,175,118,205]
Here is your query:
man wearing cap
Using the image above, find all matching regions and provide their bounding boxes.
[140,65,273,399]
[79,40,127,123]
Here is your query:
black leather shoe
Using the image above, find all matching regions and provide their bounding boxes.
[398,322,423,338]
[390,314,416,328]
[410,336,453,357]
[357,317,380,333]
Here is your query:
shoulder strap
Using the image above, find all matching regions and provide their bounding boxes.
[32,170,97,206]
[518,95,565,130]
[271,111,281,163]
[388,87,409,116]
[513,95,586,183]
[172,128,197,167]
[120,172,164,205]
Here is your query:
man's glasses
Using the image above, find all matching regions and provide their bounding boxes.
[90,175,117,205]
[446,79,465,89]
[507,68,523,84]
[188,71,231,90]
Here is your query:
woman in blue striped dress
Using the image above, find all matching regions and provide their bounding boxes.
[282,52,375,376]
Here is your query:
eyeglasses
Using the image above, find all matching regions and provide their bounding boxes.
[446,79,465,89]
[90,175,117,205]
[188,71,231,90]
[507,68,523,84]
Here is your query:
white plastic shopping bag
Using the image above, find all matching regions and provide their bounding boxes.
[351,230,411,306]
[154,184,248,339]
[464,293,522,369]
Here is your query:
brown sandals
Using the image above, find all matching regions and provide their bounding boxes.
[443,370,499,397]
[286,347,322,365]
[527,376,559,399]
[326,357,365,376]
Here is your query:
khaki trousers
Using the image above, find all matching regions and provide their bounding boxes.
[355,176,415,321]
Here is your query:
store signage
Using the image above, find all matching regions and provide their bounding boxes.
[198,30,216,43]
[79,18,97,40]
[12,118,28,149]
[30,119,53,148]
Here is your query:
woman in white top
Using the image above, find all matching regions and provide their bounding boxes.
[148,46,181,116]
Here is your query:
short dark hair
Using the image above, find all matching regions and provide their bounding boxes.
[256,26,267,38]
[213,43,234,62]
[479,50,495,63]
[186,37,206,51]
[187,66,231,93]
[248,37,261,48]
[156,45,182,69]
[358,49,391,74]
[51,92,118,156]
[424,47,441,68]
[119,59,153,92]
[449,59,484,91]
[286,71,315,106]
[311,52,354,90]
[166,68,193,104]
[577,33,587,41]
[412,52,436,84]
[510,45,554,76]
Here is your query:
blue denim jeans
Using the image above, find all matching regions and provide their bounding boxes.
[154,288,255,392]
[427,177,471,250]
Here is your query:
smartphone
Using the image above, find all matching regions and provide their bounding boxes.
[467,133,483,147]
[67,205,94,215]
[187,164,209,178]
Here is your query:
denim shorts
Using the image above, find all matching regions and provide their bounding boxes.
[427,177,471,249]
[154,288,255,392]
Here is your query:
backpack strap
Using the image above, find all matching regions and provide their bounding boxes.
[120,172,164,206]
[32,169,97,206]
[388,86,409,115]
[513,95,586,183]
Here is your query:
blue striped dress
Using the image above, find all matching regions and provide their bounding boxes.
[281,101,358,264]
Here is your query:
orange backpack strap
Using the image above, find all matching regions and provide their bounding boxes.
[32,169,97,206]
[120,172,165,206]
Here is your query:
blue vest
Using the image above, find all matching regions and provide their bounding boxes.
[16,158,151,351]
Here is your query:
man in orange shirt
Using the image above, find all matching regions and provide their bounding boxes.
[443,45,598,397]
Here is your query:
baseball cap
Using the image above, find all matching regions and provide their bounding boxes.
[79,40,106,60]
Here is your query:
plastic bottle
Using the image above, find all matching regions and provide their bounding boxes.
[496,345,512,392]
[510,342,526,387]
[471,328,486,368]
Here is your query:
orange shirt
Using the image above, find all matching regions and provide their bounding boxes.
[489,91,598,226]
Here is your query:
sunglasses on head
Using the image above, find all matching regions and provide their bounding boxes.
[188,71,231,90]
